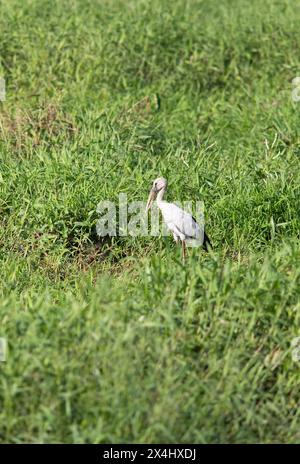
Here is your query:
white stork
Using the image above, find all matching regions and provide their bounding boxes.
[146,177,211,260]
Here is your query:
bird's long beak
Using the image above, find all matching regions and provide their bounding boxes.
[146,188,156,212]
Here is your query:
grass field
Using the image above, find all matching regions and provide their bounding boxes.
[1,0,300,443]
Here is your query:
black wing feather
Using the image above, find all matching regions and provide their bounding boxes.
[191,215,212,251]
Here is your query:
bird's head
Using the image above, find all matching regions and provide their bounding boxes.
[146,177,167,211]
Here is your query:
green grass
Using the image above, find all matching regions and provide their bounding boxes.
[1,0,300,443]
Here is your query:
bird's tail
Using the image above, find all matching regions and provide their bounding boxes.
[203,231,212,251]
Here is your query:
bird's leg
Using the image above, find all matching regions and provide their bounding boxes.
[182,240,187,262]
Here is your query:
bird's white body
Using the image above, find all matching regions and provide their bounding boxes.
[157,198,203,247]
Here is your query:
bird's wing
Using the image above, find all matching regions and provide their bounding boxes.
[160,202,202,240]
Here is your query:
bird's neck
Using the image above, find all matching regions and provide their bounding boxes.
[156,188,165,206]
